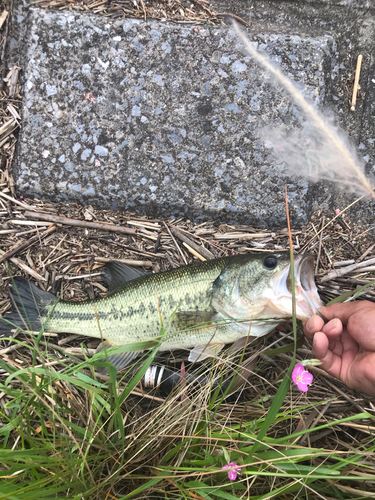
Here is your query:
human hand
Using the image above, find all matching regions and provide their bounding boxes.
[304,301,375,396]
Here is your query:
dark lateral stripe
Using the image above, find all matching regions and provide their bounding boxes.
[52,311,103,321]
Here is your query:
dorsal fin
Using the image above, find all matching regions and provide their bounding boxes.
[102,260,151,293]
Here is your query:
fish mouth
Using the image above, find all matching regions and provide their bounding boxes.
[268,253,323,321]
[287,254,323,319]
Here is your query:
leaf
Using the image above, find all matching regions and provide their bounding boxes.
[121,472,169,499]
[327,279,375,304]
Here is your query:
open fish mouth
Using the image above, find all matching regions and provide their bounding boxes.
[268,253,323,321]
[287,254,324,319]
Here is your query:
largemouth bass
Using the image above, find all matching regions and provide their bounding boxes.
[0,252,322,370]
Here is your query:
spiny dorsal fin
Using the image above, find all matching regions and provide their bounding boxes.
[102,260,151,293]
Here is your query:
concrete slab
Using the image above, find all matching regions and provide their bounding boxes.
[11,0,375,226]
[13,7,337,226]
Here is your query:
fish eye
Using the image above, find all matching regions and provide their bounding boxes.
[264,256,278,270]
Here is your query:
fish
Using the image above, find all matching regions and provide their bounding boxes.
[0,252,323,371]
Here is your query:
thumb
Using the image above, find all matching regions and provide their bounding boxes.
[318,301,370,325]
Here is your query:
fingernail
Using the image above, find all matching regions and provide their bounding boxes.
[325,318,337,332]
[305,316,315,333]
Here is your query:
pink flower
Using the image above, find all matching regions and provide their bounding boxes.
[292,364,313,392]
[335,208,341,215]
[221,462,242,481]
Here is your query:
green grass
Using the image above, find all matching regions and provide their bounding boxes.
[1,256,375,498]
[1,322,375,499]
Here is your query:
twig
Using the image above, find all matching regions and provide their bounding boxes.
[0,192,37,211]
[15,226,48,237]
[332,259,355,268]
[0,225,56,264]
[182,242,206,261]
[0,10,8,30]
[9,66,20,98]
[0,250,46,281]
[154,234,161,253]
[127,220,161,230]
[23,211,136,235]
[351,54,363,112]
[192,0,214,16]
[215,12,249,26]
[172,225,224,251]
[164,222,187,265]
[215,232,272,240]
[357,243,375,262]
[139,0,147,20]
[95,256,153,267]
[314,219,324,273]
[171,226,214,260]
[321,257,375,282]
[61,272,102,281]
[10,220,51,226]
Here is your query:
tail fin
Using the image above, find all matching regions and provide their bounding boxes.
[0,277,57,336]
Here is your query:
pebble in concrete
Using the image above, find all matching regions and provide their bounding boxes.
[16,8,335,225]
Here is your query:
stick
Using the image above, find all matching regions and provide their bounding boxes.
[351,54,363,112]
[0,225,56,264]
[16,226,48,237]
[321,256,375,282]
[214,232,271,240]
[23,211,136,235]
[10,220,52,226]
[0,10,8,30]
[357,243,375,262]
[95,257,153,267]
[332,259,355,268]
[314,219,324,274]
[171,227,214,260]
[9,66,20,99]
[182,242,206,261]
[164,222,187,265]
[0,192,37,211]
[215,12,249,26]
[0,250,46,281]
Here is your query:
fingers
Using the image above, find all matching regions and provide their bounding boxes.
[304,315,343,341]
[304,315,325,340]
[312,331,342,380]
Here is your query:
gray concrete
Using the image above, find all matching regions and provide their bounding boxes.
[10,1,375,225]
[211,0,375,224]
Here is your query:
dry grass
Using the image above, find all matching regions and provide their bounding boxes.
[25,0,247,26]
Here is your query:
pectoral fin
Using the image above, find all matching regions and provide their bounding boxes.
[95,340,144,373]
[173,311,216,331]
[188,342,225,362]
